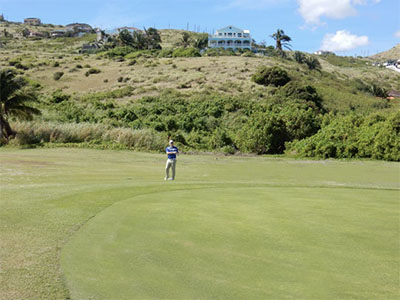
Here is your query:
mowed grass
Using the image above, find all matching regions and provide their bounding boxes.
[0,148,399,299]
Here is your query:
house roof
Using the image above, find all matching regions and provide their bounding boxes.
[216,25,248,34]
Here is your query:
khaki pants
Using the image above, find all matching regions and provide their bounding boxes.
[165,159,177,179]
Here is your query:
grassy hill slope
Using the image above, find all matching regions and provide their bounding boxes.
[0,24,399,159]
[370,44,400,61]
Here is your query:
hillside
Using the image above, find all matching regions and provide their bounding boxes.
[0,23,399,160]
[370,44,400,61]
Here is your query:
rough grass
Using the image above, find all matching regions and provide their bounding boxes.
[0,148,399,299]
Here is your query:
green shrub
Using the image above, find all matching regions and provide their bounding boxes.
[53,72,64,81]
[294,51,306,64]
[304,56,321,70]
[172,47,201,57]
[251,66,290,87]
[241,51,255,57]
[8,58,29,70]
[48,89,70,103]
[102,46,136,58]
[368,83,388,98]
[128,59,136,65]
[85,68,101,77]
[280,82,324,111]
[235,112,288,154]
[158,49,174,58]
[287,111,400,161]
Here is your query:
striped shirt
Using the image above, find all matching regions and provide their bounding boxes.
[166,146,178,159]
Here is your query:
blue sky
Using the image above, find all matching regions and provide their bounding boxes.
[1,0,399,55]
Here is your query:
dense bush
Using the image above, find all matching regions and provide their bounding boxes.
[101,46,136,58]
[172,47,201,57]
[44,89,325,154]
[251,66,291,87]
[48,89,70,103]
[280,82,324,111]
[287,111,400,161]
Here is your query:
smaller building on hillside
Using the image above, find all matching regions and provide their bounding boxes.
[28,31,44,37]
[117,26,142,33]
[50,30,67,38]
[208,26,252,50]
[314,50,333,55]
[66,23,93,33]
[24,18,41,26]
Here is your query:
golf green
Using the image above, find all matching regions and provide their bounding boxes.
[62,187,398,299]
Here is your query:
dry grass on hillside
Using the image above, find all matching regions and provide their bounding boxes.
[370,44,400,61]
[0,31,399,105]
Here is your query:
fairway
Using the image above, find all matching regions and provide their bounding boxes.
[1,148,399,299]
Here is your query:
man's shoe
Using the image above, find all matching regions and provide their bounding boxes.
[168,178,174,180]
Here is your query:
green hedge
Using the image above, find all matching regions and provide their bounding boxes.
[287,112,400,161]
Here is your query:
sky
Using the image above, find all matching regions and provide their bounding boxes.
[1,0,399,56]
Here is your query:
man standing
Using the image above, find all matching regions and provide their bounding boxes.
[165,140,178,180]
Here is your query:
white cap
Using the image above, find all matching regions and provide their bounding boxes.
[169,140,174,144]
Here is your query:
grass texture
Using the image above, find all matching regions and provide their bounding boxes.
[0,148,399,299]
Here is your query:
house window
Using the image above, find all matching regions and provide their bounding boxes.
[228,33,232,36]
[218,33,222,36]
[237,33,242,37]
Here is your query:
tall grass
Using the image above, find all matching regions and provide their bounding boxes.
[8,122,166,151]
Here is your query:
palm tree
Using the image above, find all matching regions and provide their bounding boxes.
[0,69,41,142]
[144,27,162,50]
[271,29,292,52]
[132,30,148,50]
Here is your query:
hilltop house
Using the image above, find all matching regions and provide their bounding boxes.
[208,26,252,50]
[24,18,41,26]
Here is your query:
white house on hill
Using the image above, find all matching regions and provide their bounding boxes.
[208,26,252,50]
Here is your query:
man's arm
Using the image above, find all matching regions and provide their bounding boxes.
[166,147,178,154]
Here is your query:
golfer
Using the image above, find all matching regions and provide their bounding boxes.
[165,140,178,180]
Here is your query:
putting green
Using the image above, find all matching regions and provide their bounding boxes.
[62,186,398,299]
